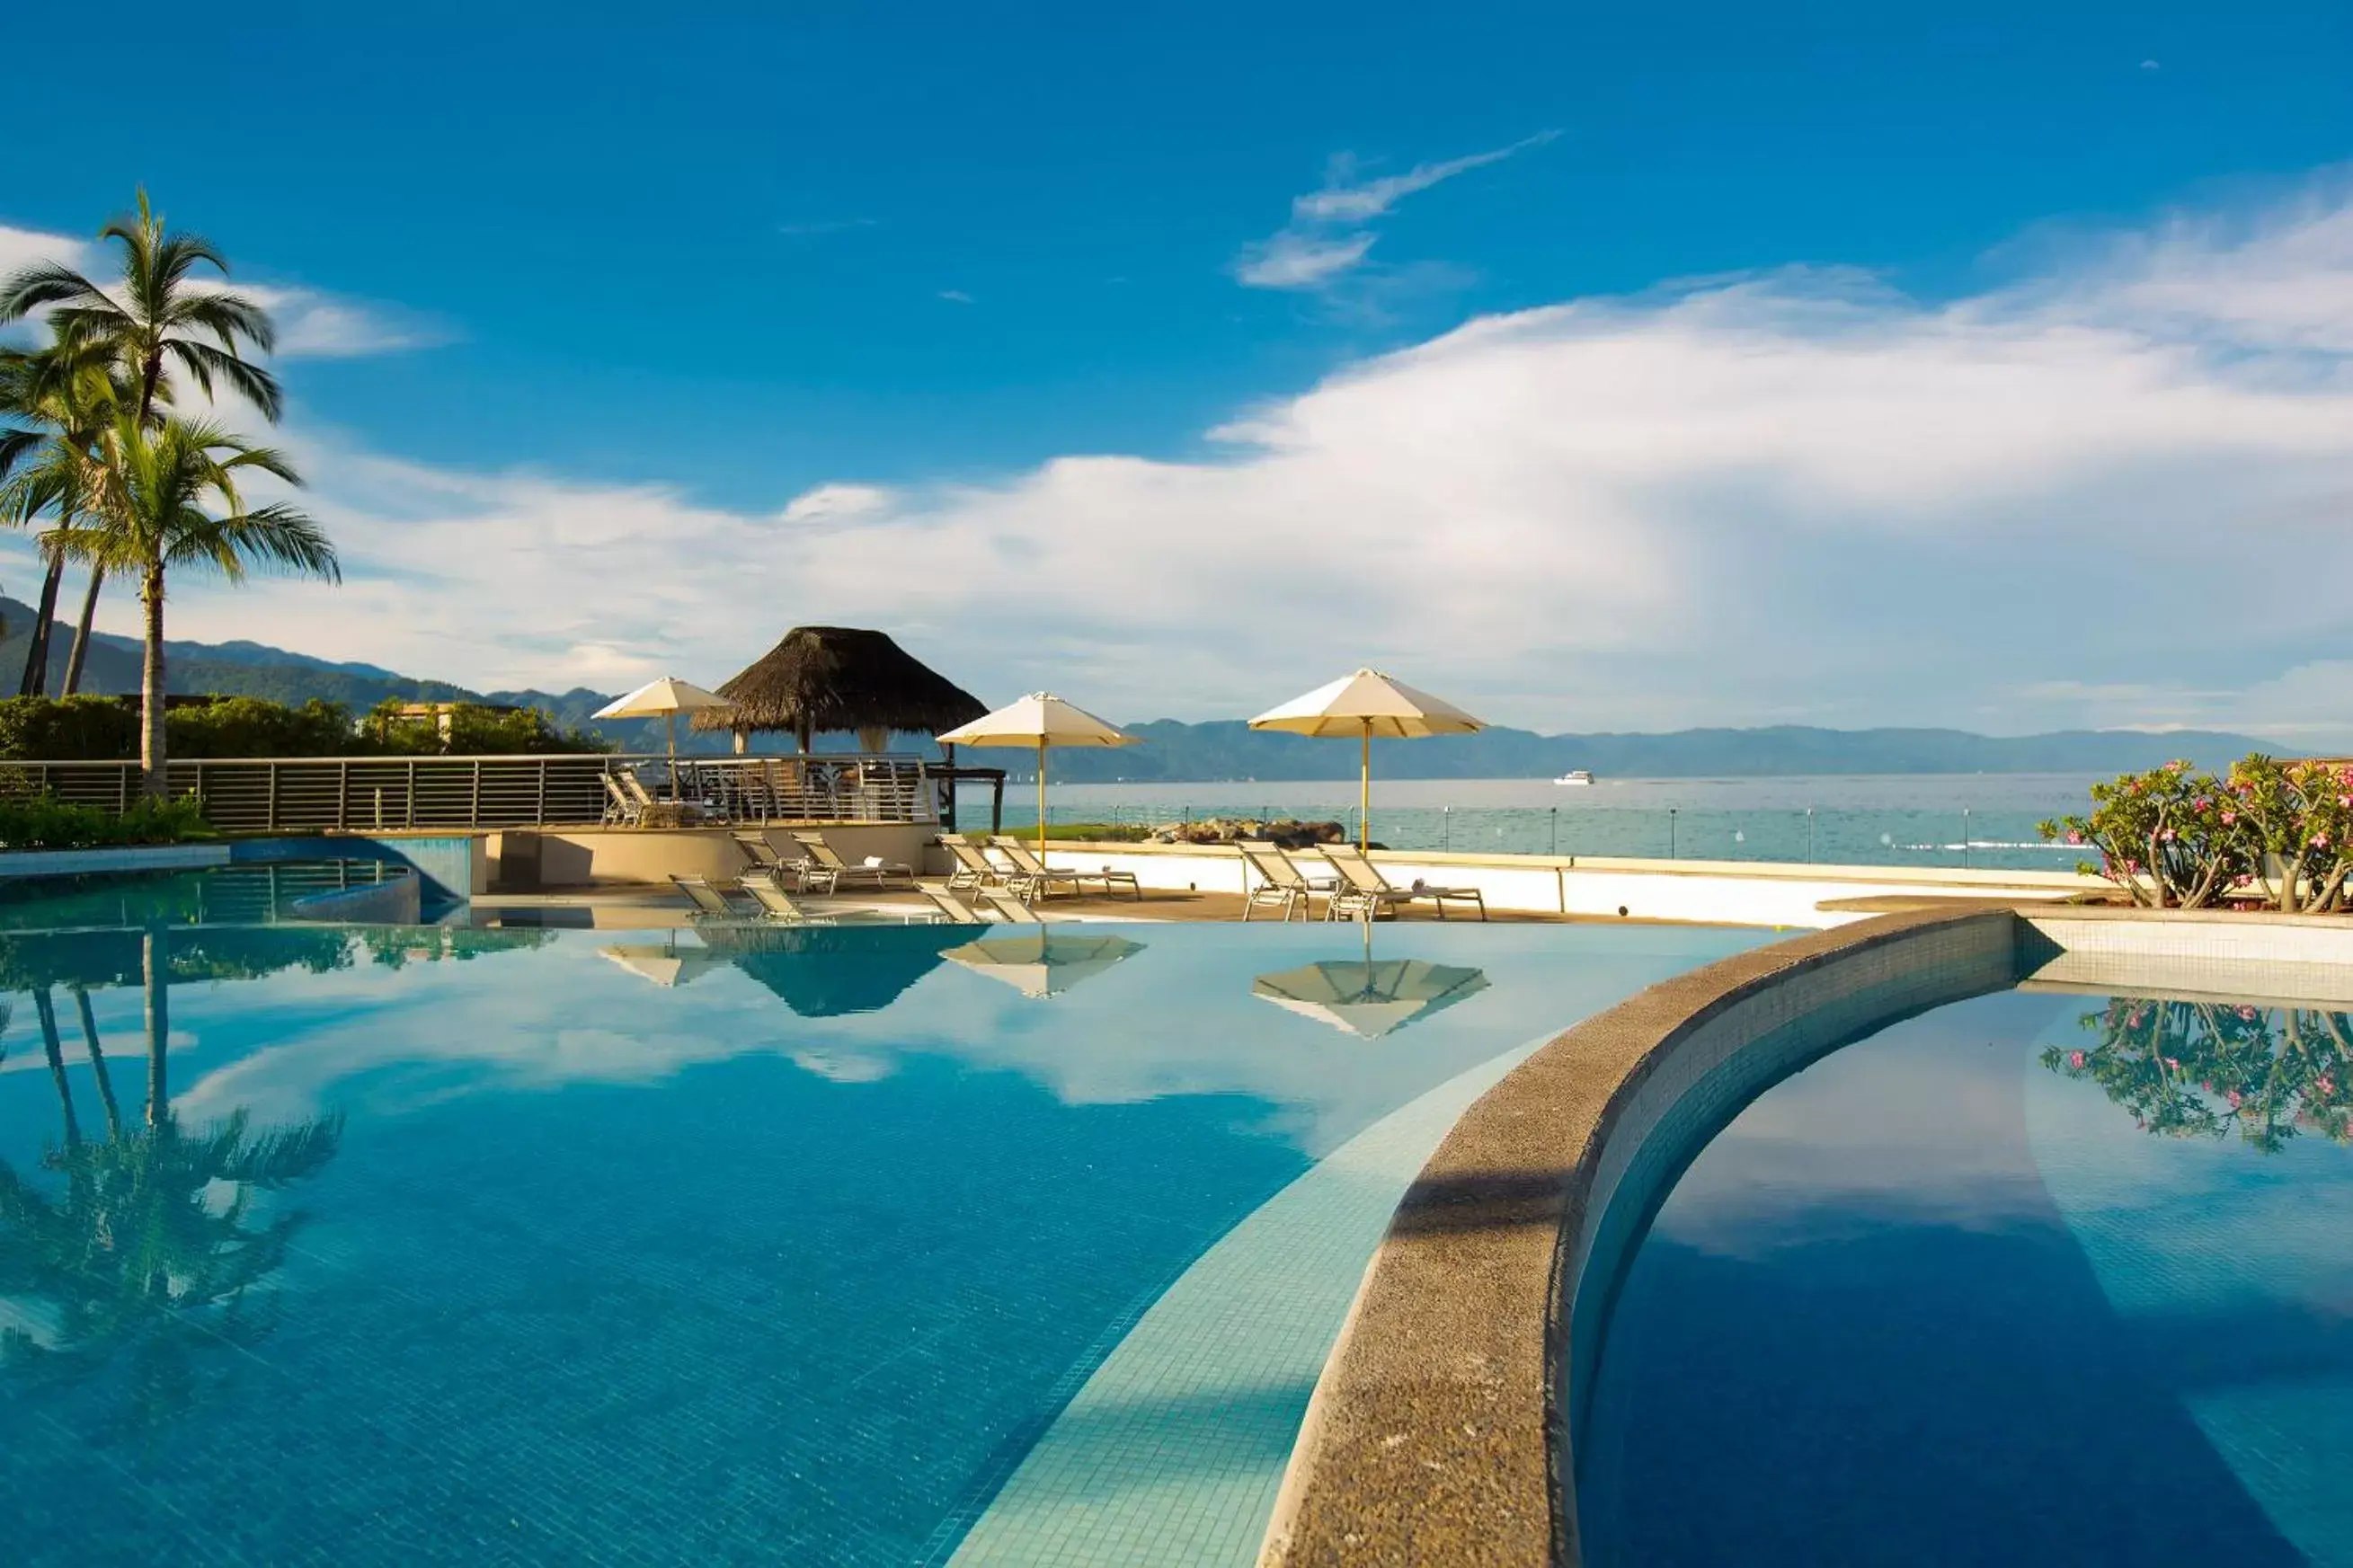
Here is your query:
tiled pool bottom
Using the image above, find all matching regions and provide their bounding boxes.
[0,916,1766,1566]
[1580,986,2353,1568]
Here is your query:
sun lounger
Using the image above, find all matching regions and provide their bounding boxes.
[739,871,833,923]
[919,885,990,925]
[1318,845,1487,922]
[990,837,1141,901]
[622,771,699,827]
[789,831,915,892]
[938,833,1014,892]
[979,890,1045,925]
[602,774,644,828]
[1237,842,1335,921]
[733,829,812,888]
[670,874,746,919]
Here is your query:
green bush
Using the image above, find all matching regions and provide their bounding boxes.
[0,695,138,760]
[170,696,357,757]
[361,699,612,756]
[0,793,212,850]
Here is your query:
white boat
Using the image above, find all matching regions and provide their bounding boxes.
[1553,769,1594,786]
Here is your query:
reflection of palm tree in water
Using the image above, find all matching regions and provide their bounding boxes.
[0,925,343,1431]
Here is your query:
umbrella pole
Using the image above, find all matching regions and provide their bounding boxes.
[1360,721,1371,852]
[667,713,679,802]
[1037,740,1048,859]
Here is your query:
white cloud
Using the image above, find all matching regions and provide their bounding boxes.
[1234,231,1378,289]
[937,288,975,304]
[1236,133,1556,292]
[16,174,2353,744]
[0,223,447,359]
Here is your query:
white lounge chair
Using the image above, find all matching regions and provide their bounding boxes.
[1238,842,1335,921]
[1319,845,1487,922]
[990,837,1141,901]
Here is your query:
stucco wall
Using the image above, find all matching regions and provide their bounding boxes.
[1041,840,2094,928]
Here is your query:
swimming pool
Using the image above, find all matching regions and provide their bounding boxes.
[1580,985,2353,1567]
[0,899,1764,1566]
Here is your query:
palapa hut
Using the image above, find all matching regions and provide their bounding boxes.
[695,626,987,754]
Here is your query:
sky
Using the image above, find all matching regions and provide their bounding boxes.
[2,1,2350,740]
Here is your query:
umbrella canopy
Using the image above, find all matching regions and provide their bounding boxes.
[945,930,1145,999]
[591,677,734,780]
[694,626,986,753]
[1249,669,1485,849]
[1250,958,1491,1039]
[598,943,728,988]
[937,693,1138,854]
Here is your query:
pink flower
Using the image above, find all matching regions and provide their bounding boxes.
[2314,834,2332,850]
[2238,1005,2259,1021]
[2228,1090,2243,1108]
[2068,1050,2086,1069]
[2222,811,2239,825]
[2163,1057,2180,1071]
[2320,1076,2337,1096]
[2065,830,2083,846]
[2159,828,2177,843]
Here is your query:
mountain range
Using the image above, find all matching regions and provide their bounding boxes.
[0,597,2290,776]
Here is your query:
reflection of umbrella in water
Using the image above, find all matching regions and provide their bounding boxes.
[599,939,728,988]
[697,922,963,1016]
[1251,956,1490,1039]
[944,931,1145,999]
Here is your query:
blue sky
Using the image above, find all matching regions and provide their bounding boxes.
[4,2,2352,737]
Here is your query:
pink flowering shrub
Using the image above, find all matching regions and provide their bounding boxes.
[2038,760,2236,908]
[2040,756,2353,912]
[2045,996,2353,1151]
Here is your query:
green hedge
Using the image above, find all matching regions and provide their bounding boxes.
[0,694,610,760]
[0,794,212,849]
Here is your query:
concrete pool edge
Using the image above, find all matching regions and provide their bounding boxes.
[1256,906,2353,1568]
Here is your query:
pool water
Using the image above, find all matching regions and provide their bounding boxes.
[1580,987,2353,1568]
[0,905,1763,1566]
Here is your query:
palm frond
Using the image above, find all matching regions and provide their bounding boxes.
[0,262,110,325]
[163,340,283,421]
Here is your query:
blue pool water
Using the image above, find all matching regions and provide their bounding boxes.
[1580,988,2353,1567]
[0,901,1763,1566]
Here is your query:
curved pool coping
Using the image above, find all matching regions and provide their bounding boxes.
[1257,905,2353,1566]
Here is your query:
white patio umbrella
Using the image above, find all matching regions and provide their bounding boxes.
[1248,669,1485,850]
[937,692,1138,855]
[1251,957,1491,1039]
[945,931,1145,999]
[599,941,728,988]
[592,677,734,798]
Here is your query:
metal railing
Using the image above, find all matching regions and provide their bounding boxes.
[0,753,937,834]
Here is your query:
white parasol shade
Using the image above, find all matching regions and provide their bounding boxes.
[1248,669,1484,849]
[592,677,735,793]
[1250,958,1490,1039]
[944,931,1145,998]
[937,693,1138,854]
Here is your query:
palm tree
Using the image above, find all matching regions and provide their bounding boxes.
[0,190,282,695]
[0,329,131,695]
[54,415,336,798]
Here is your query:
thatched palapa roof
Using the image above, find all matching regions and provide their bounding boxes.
[694,626,986,747]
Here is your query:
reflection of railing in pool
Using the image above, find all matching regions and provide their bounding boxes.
[0,753,941,832]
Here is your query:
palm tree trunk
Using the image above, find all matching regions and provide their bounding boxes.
[61,563,102,696]
[19,549,65,697]
[139,564,166,800]
[34,988,81,1148]
[75,987,123,1138]
[143,926,169,1130]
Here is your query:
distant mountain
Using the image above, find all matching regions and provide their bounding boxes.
[0,598,2294,775]
[1018,719,2289,782]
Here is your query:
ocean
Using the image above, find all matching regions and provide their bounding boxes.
[955,773,2106,873]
